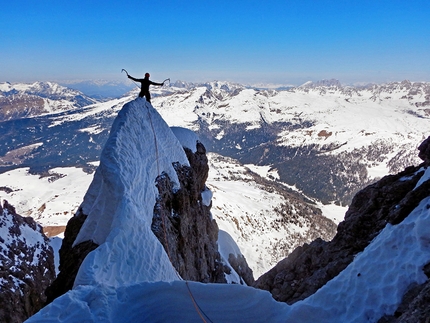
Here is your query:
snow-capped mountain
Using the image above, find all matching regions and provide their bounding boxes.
[152,79,429,205]
[23,98,430,323]
[0,81,98,122]
[59,80,135,100]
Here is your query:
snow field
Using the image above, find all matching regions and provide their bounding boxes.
[0,167,95,226]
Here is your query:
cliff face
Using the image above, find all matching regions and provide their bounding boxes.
[45,99,254,303]
[0,200,55,323]
[152,143,254,285]
[254,136,430,318]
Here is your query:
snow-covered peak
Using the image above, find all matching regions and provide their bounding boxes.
[0,81,81,97]
[73,98,190,287]
[298,78,342,88]
[0,81,98,121]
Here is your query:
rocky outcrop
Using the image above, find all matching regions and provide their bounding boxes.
[44,211,98,304]
[375,137,430,321]
[418,136,430,165]
[227,253,255,286]
[152,142,254,284]
[254,136,430,305]
[0,200,55,323]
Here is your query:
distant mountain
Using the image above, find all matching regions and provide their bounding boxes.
[59,80,135,100]
[298,78,343,89]
[0,81,98,122]
[1,79,428,206]
[154,79,430,205]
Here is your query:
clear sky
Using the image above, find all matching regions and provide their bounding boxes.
[1,0,429,86]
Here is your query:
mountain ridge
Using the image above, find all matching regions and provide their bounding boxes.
[0,81,98,122]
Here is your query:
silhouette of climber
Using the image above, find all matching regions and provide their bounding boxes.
[127,72,164,103]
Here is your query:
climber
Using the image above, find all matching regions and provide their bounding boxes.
[127,72,164,103]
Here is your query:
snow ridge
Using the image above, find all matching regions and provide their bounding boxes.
[73,98,190,287]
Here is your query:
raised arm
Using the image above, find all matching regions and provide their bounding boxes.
[150,81,164,86]
[128,75,140,82]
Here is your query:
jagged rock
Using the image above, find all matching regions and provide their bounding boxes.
[228,253,254,286]
[0,200,55,323]
[45,210,98,304]
[254,137,430,305]
[418,135,430,165]
[45,138,254,307]
[152,142,254,284]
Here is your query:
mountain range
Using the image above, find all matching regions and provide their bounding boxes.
[0,79,428,277]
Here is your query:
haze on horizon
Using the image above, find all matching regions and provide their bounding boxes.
[1,0,429,86]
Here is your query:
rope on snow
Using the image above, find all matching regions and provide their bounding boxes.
[144,100,213,323]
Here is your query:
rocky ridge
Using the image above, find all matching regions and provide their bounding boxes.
[152,142,254,285]
[254,135,430,320]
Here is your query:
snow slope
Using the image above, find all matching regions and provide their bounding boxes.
[27,165,430,322]
[0,167,94,226]
[207,153,339,277]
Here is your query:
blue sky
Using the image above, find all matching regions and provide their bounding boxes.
[1,0,429,85]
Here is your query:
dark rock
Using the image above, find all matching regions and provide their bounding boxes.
[151,142,254,284]
[228,253,255,285]
[45,209,98,304]
[378,279,430,323]
[418,135,430,165]
[254,136,430,305]
[0,200,55,323]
